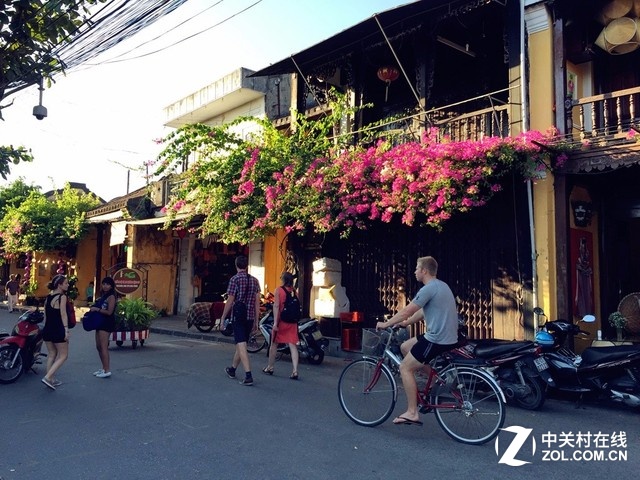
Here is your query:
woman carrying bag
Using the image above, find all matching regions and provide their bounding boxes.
[262,272,300,380]
[89,277,117,379]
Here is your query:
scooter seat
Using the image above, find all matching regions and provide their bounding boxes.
[472,339,535,358]
[581,345,640,366]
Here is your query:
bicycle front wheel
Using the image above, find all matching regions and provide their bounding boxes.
[338,358,397,427]
[433,366,506,445]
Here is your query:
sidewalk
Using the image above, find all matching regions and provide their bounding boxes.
[0,301,355,359]
[149,315,355,359]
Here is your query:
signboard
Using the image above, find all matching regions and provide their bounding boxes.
[113,268,142,295]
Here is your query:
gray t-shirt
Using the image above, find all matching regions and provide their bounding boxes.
[412,278,458,345]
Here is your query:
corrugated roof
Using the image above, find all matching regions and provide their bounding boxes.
[249,0,473,78]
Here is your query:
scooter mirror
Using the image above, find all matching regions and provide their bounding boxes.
[533,307,545,316]
[582,314,596,323]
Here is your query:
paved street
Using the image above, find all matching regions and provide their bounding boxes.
[0,309,638,480]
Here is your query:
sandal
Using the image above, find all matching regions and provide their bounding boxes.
[290,372,298,380]
[262,367,274,375]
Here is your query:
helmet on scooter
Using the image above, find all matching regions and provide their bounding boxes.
[534,330,554,347]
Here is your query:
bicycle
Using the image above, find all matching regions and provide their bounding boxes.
[337,327,506,445]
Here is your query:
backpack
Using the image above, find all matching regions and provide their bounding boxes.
[280,287,301,324]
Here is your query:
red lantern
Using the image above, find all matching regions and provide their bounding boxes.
[176,228,187,239]
[377,66,400,101]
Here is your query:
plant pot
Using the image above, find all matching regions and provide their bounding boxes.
[616,327,624,342]
[110,329,149,349]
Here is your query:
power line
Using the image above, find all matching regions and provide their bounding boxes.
[2,0,190,98]
[99,0,227,63]
[98,0,264,64]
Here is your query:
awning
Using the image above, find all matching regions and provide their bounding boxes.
[249,0,466,78]
[87,211,124,224]
[110,221,127,246]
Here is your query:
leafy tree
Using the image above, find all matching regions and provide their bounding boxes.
[156,92,569,244]
[0,0,103,105]
[0,0,103,176]
[0,183,100,254]
[0,177,40,217]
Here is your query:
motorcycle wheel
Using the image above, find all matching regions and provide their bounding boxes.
[307,350,324,365]
[0,345,24,384]
[195,323,215,333]
[247,331,267,353]
[513,374,546,410]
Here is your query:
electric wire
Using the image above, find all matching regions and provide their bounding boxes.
[97,0,226,63]
[98,0,264,64]
[2,0,190,97]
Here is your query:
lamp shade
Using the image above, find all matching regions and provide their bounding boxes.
[377,66,400,83]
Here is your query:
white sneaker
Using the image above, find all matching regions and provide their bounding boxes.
[93,369,105,376]
[95,371,112,378]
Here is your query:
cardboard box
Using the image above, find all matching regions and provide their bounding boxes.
[312,270,342,287]
[312,257,342,273]
[314,299,350,318]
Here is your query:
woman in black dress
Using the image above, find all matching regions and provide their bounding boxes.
[41,275,70,390]
[90,277,117,378]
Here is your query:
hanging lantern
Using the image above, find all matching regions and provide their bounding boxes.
[176,228,187,239]
[377,66,400,101]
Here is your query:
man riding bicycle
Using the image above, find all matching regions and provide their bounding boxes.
[376,256,458,426]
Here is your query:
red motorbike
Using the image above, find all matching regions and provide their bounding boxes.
[0,308,46,384]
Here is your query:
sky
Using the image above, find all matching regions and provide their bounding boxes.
[0,0,408,202]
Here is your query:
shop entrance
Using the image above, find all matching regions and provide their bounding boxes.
[192,240,248,302]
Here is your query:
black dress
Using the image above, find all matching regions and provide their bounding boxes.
[95,292,116,333]
[42,294,65,343]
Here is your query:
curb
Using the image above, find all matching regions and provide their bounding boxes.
[149,326,237,346]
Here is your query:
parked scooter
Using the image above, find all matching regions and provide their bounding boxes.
[0,308,46,384]
[447,335,552,410]
[247,302,329,365]
[534,307,640,408]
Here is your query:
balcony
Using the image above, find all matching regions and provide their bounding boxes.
[570,86,640,140]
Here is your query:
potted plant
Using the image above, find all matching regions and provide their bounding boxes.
[112,297,158,348]
[608,311,627,341]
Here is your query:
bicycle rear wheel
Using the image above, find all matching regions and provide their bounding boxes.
[338,358,397,427]
[433,366,505,445]
[247,330,267,353]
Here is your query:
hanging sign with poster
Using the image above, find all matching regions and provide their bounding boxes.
[113,268,143,295]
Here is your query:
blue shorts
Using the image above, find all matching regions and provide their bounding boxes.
[410,335,457,364]
[233,320,253,344]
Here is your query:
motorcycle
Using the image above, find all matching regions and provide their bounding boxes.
[534,307,640,408]
[186,295,227,333]
[247,301,329,365]
[447,336,552,410]
[0,308,46,384]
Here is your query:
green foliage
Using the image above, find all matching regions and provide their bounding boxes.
[0,178,39,216]
[0,182,100,254]
[67,275,79,301]
[0,147,34,180]
[0,0,104,176]
[154,93,568,244]
[0,0,102,102]
[116,297,158,330]
[155,91,361,243]
[608,311,627,329]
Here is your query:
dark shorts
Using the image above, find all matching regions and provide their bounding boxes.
[233,320,253,344]
[410,336,457,364]
[97,315,115,333]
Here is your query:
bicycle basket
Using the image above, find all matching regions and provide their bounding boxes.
[361,328,384,356]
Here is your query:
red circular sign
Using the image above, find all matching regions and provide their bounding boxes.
[113,268,142,294]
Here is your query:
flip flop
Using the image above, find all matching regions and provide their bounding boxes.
[392,416,423,426]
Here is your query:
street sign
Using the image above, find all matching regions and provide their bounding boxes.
[113,268,142,294]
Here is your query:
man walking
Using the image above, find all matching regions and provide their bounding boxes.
[5,274,19,313]
[220,255,261,386]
